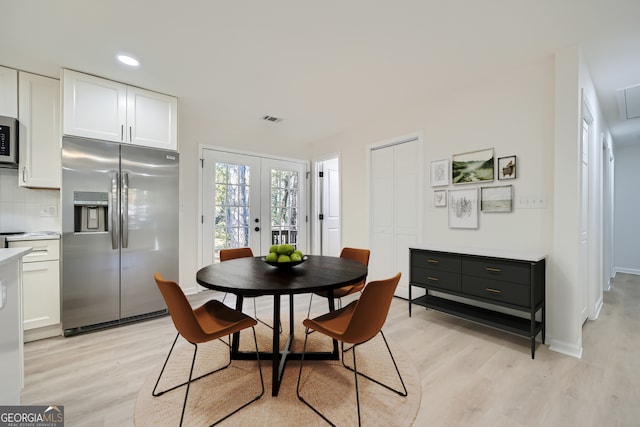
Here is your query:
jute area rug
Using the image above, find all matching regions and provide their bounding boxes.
[134,318,421,426]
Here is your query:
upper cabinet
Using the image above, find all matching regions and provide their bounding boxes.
[18,72,61,188]
[0,66,18,117]
[62,69,178,151]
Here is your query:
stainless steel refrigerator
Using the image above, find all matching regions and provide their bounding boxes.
[61,136,179,335]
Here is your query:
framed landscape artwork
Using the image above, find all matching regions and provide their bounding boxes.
[434,190,447,207]
[498,155,517,180]
[452,148,494,184]
[481,185,513,212]
[430,159,449,187]
[448,188,478,228]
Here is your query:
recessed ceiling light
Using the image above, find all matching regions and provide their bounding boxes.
[117,54,140,67]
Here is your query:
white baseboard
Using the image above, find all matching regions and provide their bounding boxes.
[614,267,640,276]
[591,296,603,320]
[549,339,583,359]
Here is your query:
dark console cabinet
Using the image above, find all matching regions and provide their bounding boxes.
[409,248,545,358]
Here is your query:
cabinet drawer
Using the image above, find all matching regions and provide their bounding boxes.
[462,257,530,285]
[411,251,460,273]
[8,239,60,262]
[411,268,461,292]
[461,276,530,307]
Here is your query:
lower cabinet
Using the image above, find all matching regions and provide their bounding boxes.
[7,239,60,340]
[409,247,546,358]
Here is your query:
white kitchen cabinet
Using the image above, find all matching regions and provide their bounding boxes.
[18,72,61,188]
[0,65,18,117]
[8,238,60,339]
[126,86,178,150]
[62,69,178,151]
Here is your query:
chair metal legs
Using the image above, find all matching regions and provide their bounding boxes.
[223,293,282,333]
[296,328,407,427]
[152,327,264,426]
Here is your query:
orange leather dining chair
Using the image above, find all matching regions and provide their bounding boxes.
[152,273,264,426]
[219,247,281,332]
[296,272,407,427]
[306,247,370,318]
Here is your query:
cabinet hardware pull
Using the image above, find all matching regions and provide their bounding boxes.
[485,267,502,272]
[427,259,439,264]
[427,276,439,281]
[485,287,502,294]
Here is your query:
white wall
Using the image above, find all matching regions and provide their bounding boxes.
[613,143,640,275]
[309,56,557,325]
[308,47,611,359]
[175,101,313,292]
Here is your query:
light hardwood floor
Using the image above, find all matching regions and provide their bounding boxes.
[22,273,640,426]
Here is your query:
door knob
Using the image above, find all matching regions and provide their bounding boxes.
[255,227,260,232]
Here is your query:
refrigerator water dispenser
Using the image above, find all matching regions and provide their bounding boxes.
[73,191,108,232]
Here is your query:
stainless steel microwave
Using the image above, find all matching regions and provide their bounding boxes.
[0,116,18,168]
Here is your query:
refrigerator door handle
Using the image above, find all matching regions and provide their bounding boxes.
[110,172,119,250]
[122,171,129,248]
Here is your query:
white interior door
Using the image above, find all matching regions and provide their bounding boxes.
[369,136,422,298]
[580,116,590,323]
[320,157,341,256]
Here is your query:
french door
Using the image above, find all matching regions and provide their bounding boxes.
[201,149,308,265]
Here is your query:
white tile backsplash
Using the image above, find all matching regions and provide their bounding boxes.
[0,169,61,233]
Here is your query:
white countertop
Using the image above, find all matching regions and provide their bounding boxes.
[0,247,33,266]
[410,244,546,262]
[4,232,61,242]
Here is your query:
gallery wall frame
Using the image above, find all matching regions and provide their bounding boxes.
[452,148,495,184]
[430,159,449,187]
[498,155,517,180]
[448,187,478,228]
[481,185,513,212]
[434,189,447,207]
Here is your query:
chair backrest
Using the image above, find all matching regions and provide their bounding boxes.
[340,247,370,288]
[220,247,254,262]
[341,272,401,344]
[154,272,206,344]
[340,247,370,266]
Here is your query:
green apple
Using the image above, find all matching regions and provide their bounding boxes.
[277,244,295,255]
[293,250,303,258]
[266,252,278,262]
[290,253,301,262]
[269,245,279,253]
[277,254,291,263]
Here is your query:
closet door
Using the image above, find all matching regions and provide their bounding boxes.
[369,137,422,298]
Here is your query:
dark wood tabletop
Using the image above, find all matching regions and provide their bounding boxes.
[196,255,368,296]
[195,254,368,396]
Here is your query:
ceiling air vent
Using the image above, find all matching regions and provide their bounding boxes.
[262,115,283,123]
[616,84,640,120]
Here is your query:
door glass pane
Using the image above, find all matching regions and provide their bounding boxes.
[214,162,251,261]
[270,169,299,248]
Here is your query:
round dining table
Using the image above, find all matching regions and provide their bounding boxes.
[196,255,368,396]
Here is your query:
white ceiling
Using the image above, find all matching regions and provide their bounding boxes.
[1,0,639,147]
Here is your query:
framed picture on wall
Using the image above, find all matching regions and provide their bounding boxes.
[498,156,517,180]
[452,148,494,184]
[430,159,449,187]
[481,185,513,212]
[434,190,447,207]
[448,188,478,228]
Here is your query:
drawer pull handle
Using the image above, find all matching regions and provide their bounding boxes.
[485,287,502,294]
[427,259,439,264]
[427,276,439,281]
[485,267,502,272]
